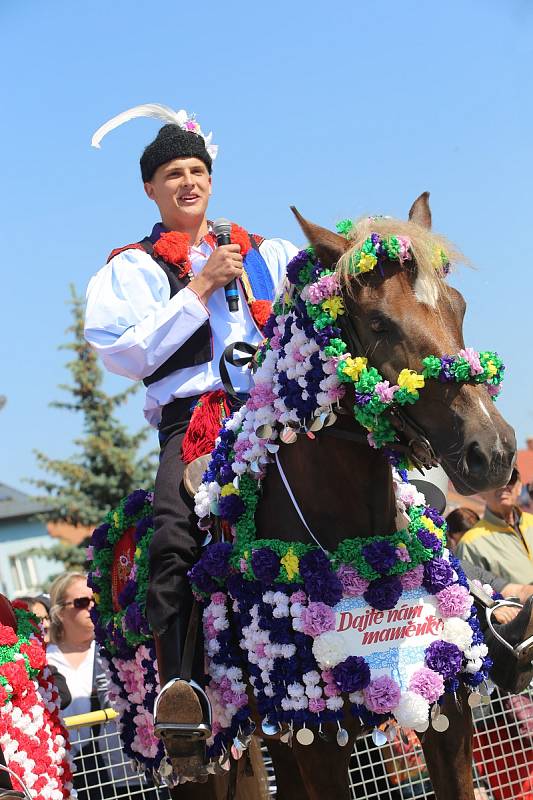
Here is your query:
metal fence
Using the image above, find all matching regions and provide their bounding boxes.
[61,683,533,800]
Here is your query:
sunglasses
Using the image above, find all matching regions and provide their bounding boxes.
[62,596,94,610]
[507,468,520,487]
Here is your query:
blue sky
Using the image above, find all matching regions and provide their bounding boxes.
[1,0,531,493]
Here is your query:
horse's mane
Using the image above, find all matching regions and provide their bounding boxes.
[336,215,465,299]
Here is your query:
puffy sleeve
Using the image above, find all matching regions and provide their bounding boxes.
[84,248,209,381]
[258,237,300,294]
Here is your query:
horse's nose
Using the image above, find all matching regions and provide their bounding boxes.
[464,437,515,486]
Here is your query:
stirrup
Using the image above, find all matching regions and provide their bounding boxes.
[153,678,212,742]
[486,600,533,659]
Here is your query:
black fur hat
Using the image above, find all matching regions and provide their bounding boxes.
[140,124,212,182]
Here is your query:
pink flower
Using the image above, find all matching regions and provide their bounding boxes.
[324,682,341,697]
[85,545,94,560]
[487,384,500,397]
[337,564,369,597]
[375,381,398,404]
[458,347,483,376]
[309,697,326,713]
[363,676,401,714]
[290,590,307,605]
[211,592,226,605]
[395,546,411,563]
[400,564,424,590]
[397,236,411,262]
[248,383,277,410]
[240,558,248,573]
[300,602,336,636]
[409,667,444,703]
[436,585,472,618]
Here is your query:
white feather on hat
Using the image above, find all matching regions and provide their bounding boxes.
[90,103,218,159]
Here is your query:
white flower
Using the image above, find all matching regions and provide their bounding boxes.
[312,632,348,669]
[441,618,473,651]
[393,691,430,730]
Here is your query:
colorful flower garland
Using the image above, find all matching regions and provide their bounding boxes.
[0,606,74,800]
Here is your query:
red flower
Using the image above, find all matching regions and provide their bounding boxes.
[250,300,272,329]
[230,224,251,256]
[11,600,29,611]
[20,642,46,670]
[0,661,29,693]
[153,231,191,277]
[0,685,8,705]
[0,624,18,646]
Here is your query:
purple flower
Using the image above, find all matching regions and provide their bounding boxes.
[201,542,232,578]
[436,585,472,618]
[188,563,217,594]
[118,578,137,607]
[364,576,402,610]
[332,656,371,693]
[355,392,372,406]
[423,558,454,593]
[409,667,444,703]
[300,602,336,636]
[424,507,444,527]
[218,494,245,525]
[135,515,153,541]
[400,565,424,590]
[362,540,398,573]
[251,548,280,584]
[417,530,441,552]
[124,489,149,516]
[91,522,111,550]
[287,251,311,285]
[425,641,463,679]
[300,551,343,605]
[363,676,401,714]
[124,602,143,634]
[439,356,455,382]
[337,565,369,597]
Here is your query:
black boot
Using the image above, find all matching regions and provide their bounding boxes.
[484,596,533,693]
[153,612,212,762]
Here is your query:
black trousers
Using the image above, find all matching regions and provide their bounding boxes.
[146,398,202,643]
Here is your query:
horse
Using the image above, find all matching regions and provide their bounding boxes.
[90,192,517,800]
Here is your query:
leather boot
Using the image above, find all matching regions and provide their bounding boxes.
[152,612,211,764]
[484,596,533,693]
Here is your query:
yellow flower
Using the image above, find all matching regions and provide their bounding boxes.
[94,593,100,604]
[421,518,437,534]
[342,356,368,382]
[358,252,378,273]
[486,360,497,377]
[397,369,425,394]
[281,549,299,581]
[322,296,345,320]
[135,547,141,558]
[113,511,120,526]
[220,483,239,497]
[397,542,407,549]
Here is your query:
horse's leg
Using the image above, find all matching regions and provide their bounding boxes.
[419,690,475,800]
[290,729,356,800]
[264,739,310,800]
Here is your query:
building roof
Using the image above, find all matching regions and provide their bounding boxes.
[0,482,53,521]
[47,521,93,546]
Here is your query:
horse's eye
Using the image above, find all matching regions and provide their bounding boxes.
[369,317,389,334]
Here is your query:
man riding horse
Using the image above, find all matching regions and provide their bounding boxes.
[85,104,533,785]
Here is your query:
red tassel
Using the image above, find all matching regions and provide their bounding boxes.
[181,390,230,464]
[251,299,273,330]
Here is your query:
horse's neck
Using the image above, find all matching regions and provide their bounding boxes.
[255,429,398,550]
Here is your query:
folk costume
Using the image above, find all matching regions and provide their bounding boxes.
[85,105,298,760]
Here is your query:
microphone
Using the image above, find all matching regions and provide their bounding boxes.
[213,217,239,312]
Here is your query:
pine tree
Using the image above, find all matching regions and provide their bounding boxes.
[31,285,156,527]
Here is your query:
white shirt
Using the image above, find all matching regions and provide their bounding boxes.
[47,641,95,753]
[85,235,298,426]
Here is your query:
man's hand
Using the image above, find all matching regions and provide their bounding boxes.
[502,582,533,604]
[189,244,243,305]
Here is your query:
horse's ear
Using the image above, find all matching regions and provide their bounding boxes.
[408,192,432,229]
[291,206,349,268]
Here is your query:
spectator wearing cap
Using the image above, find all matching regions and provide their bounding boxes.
[456,468,533,586]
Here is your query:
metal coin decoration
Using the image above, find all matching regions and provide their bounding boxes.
[371,727,388,747]
[468,692,482,708]
[280,729,292,745]
[480,680,494,696]
[255,424,273,439]
[432,714,450,732]
[219,752,231,771]
[296,727,315,746]
[230,744,243,760]
[280,426,297,445]
[324,411,337,427]
[250,460,262,474]
[308,415,325,433]
[261,719,280,736]
[386,724,398,742]
[336,727,349,747]
[481,694,492,706]
[414,719,429,733]
[265,442,280,453]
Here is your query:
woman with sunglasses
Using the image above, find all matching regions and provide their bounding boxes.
[47,572,140,800]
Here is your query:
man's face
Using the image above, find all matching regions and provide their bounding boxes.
[480,468,522,517]
[144,157,212,228]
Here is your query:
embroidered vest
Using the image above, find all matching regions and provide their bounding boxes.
[107,229,274,387]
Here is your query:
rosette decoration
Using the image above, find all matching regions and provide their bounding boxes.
[0,601,74,800]
[87,490,165,776]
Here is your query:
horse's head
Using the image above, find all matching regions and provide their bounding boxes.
[292,193,516,494]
